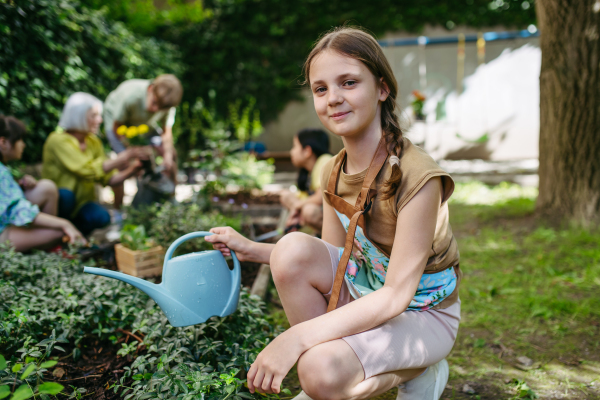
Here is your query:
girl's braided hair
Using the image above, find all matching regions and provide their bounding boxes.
[302,26,405,200]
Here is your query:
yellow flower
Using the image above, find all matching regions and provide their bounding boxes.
[116,125,127,136]
[126,126,139,138]
[138,124,149,135]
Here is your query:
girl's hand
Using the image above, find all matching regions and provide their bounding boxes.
[205,227,256,262]
[61,222,87,245]
[248,329,303,394]
[19,175,37,190]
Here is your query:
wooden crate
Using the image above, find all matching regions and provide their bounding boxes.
[114,244,165,277]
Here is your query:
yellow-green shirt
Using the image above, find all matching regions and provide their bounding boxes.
[42,130,116,216]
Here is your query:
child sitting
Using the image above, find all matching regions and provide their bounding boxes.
[0,115,85,251]
[280,128,332,232]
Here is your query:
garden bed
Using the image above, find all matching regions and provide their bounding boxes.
[0,245,284,400]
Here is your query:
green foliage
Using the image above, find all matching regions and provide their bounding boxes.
[0,333,66,400]
[80,0,206,35]
[177,99,274,195]
[124,203,242,255]
[0,0,182,162]
[120,224,156,251]
[81,0,536,124]
[162,0,537,122]
[511,379,538,399]
[0,244,283,399]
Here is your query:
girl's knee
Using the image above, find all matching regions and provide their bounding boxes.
[37,179,58,197]
[297,347,344,400]
[270,232,316,283]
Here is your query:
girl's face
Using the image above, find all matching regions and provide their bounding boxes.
[309,50,388,140]
[290,136,312,168]
[0,138,25,162]
[87,104,103,134]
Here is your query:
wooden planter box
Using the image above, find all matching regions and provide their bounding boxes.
[114,244,165,277]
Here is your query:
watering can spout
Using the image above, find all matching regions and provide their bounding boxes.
[83,267,203,327]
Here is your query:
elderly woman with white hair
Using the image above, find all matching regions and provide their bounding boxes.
[42,92,148,235]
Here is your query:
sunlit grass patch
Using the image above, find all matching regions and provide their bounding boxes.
[446,182,600,399]
[451,181,538,206]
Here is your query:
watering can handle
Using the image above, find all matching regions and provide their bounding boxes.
[163,231,241,287]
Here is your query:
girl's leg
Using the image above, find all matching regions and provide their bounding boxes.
[269,232,336,325]
[297,340,424,400]
[24,179,59,215]
[2,226,64,252]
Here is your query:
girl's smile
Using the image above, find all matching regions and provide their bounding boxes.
[309,50,388,140]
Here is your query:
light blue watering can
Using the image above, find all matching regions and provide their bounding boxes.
[84,232,241,327]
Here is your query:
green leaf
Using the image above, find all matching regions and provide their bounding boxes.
[10,384,33,400]
[281,388,292,395]
[0,386,10,400]
[20,364,36,380]
[12,364,23,373]
[0,355,6,370]
[37,382,64,395]
[39,361,57,369]
[132,374,143,380]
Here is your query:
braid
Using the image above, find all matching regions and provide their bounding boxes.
[380,96,405,200]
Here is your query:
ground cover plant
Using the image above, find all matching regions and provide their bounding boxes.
[0,245,286,399]
[124,203,242,256]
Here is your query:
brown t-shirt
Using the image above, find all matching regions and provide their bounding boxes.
[321,138,461,309]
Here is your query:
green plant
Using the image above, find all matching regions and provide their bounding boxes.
[511,379,538,399]
[0,0,182,162]
[0,243,285,399]
[120,224,157,251]
[0,352,65,400]
[411,90,426,120]
[178,99,274,195]
[149,203,242,254]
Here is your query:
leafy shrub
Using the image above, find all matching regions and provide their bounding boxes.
[120,224,157,251]
[178,100,274,195]
[0,245,283,399]
[124,203,242,255]
[0,0,182,162]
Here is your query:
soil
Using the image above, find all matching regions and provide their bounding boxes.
[47,339,133,400]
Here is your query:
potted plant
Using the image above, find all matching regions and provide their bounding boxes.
[115,225,164,277]
[411,90,426,121]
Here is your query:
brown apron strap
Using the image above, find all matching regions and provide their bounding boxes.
[327,149,346,195]
[355,138,388,209]
[326,202,372,312]
[327,137,388,312]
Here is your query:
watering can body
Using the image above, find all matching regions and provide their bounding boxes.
[84,232,241,327]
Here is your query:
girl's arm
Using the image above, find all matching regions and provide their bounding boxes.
[248,177,443,393]
[321,194,348,247]
[205,227,275,264]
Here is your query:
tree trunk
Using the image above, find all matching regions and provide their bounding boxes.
[536,0,600,224]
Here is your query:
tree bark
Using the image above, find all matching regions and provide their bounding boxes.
[536,0,600,224]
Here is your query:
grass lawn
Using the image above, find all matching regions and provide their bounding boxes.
[275,181,600,400]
